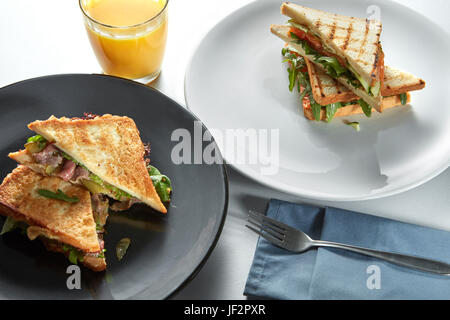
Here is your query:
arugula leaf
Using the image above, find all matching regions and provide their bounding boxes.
[346,121,361,132]
[116,238,131,262]
[400,93,408,105]
[303,42,318,56]
[1,217,28,235]
[310,102,322,121]
[282,47,308,94]
[1,217,17,235]
[147,165,172,203]
[38,189,80,203]
[287,66,297,92]
[297,68,308,88]
[358,99,372,118]
[316,56,347,77]
[326,103,342,122]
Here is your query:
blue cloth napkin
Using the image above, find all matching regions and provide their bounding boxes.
[244,199,450,300]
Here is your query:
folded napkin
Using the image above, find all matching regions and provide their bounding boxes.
[244,199,450,300]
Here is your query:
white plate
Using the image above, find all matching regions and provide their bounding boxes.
[185,0,450,201]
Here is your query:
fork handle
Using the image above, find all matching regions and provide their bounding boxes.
[313,240,450,275]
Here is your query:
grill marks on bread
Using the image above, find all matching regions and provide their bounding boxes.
[341,19,354,51]
[27,115,167,213]
[280,2,383,87]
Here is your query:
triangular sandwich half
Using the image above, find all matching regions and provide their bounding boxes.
[0,165,108,271]
[272,2,385,111]
[294,52,425,121]
[9,114,168,213]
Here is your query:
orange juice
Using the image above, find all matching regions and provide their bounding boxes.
[80,0,168,81]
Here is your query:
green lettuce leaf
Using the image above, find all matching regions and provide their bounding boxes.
[400,93,408,105]
[358,99,372,118]
[147,165,172,203]
[325,103,342,122]
[315,56,347,77]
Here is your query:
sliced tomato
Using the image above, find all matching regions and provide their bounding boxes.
[289,27,321,50]
[304,33,322,51]
[289,27,307,40]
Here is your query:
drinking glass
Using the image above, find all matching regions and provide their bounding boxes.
[79,0,168,83]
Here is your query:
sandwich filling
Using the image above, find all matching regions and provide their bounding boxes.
[287,20,384,98]
[22,135,172,210]
[282,47,406,122]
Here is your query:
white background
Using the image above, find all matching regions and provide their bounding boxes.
[0,0,449,299]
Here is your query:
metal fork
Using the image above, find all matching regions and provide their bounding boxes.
[246,210,450,275]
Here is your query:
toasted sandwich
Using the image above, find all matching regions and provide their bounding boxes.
[9,114,171,213]
[0,165,108,271]
[281,46,425,121]
[271,2,385,111]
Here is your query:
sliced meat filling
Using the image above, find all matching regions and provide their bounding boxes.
[32,144,63,168]
[58,160,77,181]
[25,138,137,207]
[110,198,141,212]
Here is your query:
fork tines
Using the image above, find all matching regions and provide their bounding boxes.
[246,210,286,247]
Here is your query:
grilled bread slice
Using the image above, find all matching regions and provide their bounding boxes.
[380,66,426,97]
[271,24,383,112]
[0,166,107,271]
[0,165,99,252]
[280,2,384,95]
[306,58,425,108]
[25,114,166,213]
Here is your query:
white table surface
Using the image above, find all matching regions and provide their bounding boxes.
[0,0,449,300]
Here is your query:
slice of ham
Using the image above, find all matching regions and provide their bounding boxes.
[32,144,63,167]
[91,194,109,228]
[71,166,90,184]
[98,237,105,251]
[110,198,141,212]
[58,160,77,181]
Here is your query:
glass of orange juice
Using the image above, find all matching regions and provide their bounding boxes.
[79,0,168,83]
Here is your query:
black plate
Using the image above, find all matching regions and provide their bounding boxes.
[0,74,228,299]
